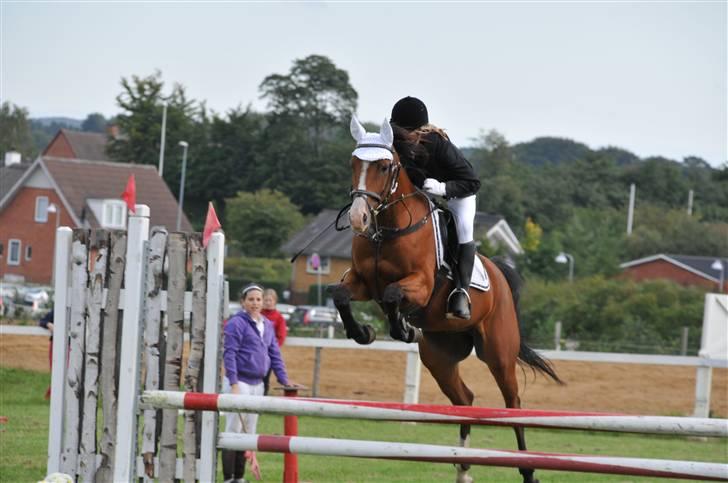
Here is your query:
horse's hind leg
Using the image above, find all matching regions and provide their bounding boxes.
[483,356,539,483]
[420,333,474,483]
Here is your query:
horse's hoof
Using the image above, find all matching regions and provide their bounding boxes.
[354,325,376,345]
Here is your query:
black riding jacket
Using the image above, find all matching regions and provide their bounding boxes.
[405,131,480,199]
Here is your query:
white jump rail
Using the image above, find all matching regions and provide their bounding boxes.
[142,390,728,438]
[218,433,728,482]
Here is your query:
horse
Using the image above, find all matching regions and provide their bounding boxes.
[329,116,563,483]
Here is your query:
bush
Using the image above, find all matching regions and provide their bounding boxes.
[519,276,705,354]
[226,256,291,299]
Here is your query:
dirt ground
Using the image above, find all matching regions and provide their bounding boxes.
[1,334,726,417]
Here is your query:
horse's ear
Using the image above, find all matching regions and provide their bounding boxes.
[380,117,394,146]
[350,115,366,143]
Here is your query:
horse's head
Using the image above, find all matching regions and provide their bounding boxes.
[348,115,399,234]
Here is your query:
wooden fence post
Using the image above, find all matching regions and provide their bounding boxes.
[113,205,150,481]
[47,227,73,475]
[199,231,225,482]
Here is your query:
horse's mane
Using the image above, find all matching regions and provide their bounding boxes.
[392,124,431,188]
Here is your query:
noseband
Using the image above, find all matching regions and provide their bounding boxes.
[349,143,400,211]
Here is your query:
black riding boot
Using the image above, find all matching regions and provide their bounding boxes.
[447,241,476,320]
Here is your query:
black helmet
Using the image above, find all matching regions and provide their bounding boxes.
[391,96,428,130]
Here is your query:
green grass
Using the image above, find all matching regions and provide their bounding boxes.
[1,366,726,482]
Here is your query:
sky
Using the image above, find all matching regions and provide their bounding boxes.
[1,2,726,166]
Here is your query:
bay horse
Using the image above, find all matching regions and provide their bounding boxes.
[329,116,563,483]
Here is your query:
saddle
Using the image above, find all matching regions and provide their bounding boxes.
[431,199,490,292]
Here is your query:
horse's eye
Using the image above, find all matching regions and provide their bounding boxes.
[379,163,389,173]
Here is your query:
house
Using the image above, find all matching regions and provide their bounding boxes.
[43,128,112,161]
[0,152,32,201]
[620,254,727,293]
[281,209,523,304]
[0,155,192,284]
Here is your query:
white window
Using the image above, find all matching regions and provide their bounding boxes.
[25,245,32,261]
[101,200,127,229]
[8,239,21,266]
[306,255,331,274]
[35,196,49,222]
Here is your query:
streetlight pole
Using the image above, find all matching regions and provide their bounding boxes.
[711,260,725,293]
[176,141,188,231]
[555,252,574,282]
[158,101,168,177]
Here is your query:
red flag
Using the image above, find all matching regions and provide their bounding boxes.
[203,202,222,248]
[121,174,136,214]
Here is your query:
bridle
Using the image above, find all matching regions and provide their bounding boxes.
[349,145,432,243]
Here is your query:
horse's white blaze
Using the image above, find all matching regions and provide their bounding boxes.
[350,161,370,233]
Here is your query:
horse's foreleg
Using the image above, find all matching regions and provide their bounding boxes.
[329,271,376,345]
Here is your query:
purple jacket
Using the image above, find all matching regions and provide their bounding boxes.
[224,310,289,386]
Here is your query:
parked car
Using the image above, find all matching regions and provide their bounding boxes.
[290,305,342,326]
[277,303,296,322]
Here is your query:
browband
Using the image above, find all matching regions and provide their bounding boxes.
[355,143,394,153]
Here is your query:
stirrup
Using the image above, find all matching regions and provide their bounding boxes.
[446,288,471,320]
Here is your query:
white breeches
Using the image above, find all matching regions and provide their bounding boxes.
[447,195,476,243]
[223,379,264,434]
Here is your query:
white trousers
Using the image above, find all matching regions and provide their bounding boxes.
[447,195,476,243]
[224,379,265,435]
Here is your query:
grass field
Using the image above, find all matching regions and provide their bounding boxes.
[1,366,726,482]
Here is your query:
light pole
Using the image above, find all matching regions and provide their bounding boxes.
[555,252,574,282]
[176,141,188,231]
[158,101,168,176]
[47,203,59,286]
[711,259,725,292]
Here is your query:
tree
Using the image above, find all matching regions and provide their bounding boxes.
[81,113,107,133]
[107,72,210,221]
[0,102,34,160]
[224,189,305,257]
[255,55,358,214]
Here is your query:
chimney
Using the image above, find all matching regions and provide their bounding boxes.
[4,151,21,166]
[107,124,120,139]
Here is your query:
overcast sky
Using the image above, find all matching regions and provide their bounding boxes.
[2,2,726,166]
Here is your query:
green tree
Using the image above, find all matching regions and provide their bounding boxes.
[81,113,107,133]
[255,55,358,214]
[107,71,202,189]
[0,102,34,160]
[225,189,305,257]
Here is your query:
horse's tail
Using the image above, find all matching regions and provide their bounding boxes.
[491,256,564,385]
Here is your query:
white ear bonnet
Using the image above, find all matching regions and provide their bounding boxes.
[350,115,394,162]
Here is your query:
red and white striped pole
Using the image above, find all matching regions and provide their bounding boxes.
[142,390,728,438]
[218,433,728,482]
[282,386,299,483]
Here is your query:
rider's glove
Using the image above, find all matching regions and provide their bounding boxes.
[423,178,447,197]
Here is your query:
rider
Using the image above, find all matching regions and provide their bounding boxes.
[390,96,480,320]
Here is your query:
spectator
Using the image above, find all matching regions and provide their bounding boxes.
[261,288,287,395]
[222,284,294,483]
[39,309,54,399]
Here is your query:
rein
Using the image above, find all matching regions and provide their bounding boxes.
[350,157,434,302]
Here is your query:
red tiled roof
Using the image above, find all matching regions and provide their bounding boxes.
[51,129,111,161]
[42,156,192,231]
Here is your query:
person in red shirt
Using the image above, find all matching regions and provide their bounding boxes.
[261,288,288,395]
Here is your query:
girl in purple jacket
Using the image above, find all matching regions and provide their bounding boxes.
[222,283,291,482]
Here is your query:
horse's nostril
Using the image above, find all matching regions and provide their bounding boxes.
[363,214,368,223]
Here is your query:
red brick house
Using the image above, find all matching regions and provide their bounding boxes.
[43,128,112,161]
[620,254,727,293]
[0,155,192,284]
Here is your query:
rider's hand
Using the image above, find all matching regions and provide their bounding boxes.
[423,178,446,197]
[230,383,242,395]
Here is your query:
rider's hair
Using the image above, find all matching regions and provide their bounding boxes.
[412,123,450,142]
